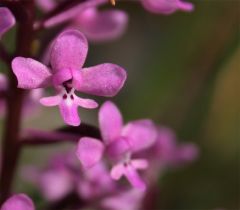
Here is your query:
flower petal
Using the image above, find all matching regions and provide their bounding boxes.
[107,137,130,159]
[175,143,199,165]
[50,30,88,73]
[141,0,194,15]
[1,194,35,210]
[39,169,73,201]
[110,163,125,180]
[124,165,146,190]
[99,101,123,144]
[122,120,157,153]
[73,63,127,97]
[76,137,104,168]
[75,96,98,109]
[52,68,72,87]
[74,8,128,42]
[0,7,15,37]
[59,100,80,126]
[12,57,52,89]
[101,189,144,210]
[40,95,61,106]
[131,159,148,170]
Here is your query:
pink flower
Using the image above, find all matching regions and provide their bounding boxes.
[141,0,194,15]
[12,30,127,126]
[36,0,128,42]
[141,126,199,182]
[0,194,35,210]
[0,7,15,38]
[76,101,157,190]
[154,127,199,167]
[70,8,128,42]
[23,152,116,202]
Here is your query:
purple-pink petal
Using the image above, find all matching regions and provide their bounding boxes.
[122,120,157,153]
[73,8,128,42]
[110,163,125,180]
[99,101,123,144]
[1,194,35,210]
[107,137,130,159]
[43,0,107,28]
[176,143,199,165]
[73,63,127,97]
[75,96,98,109]
[50,30,88,73]
[76,137,104,168]
[124,164,146,190]
[52,68,72,87]
[131,159,148,170]
[39,169,73,201]
[141,0,194,15]
[77,163,115,199]
[59,100,81,126]
[12,57,52,89]
[0,7,15,37]
[40,95,61,106]
[101,189,144,210]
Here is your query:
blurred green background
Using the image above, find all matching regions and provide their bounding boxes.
[0,0,239,209]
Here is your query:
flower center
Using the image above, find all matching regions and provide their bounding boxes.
[61,87,75,106]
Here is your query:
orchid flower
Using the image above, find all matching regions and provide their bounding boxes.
[12,30,127,126]
[36,0,128,42]
[76,101,157,189]
[0,194,35,210]
[0,7,15,38]
[141,126,199,182]
[23,152,116,201]
[141,0,194,15]
[70,7,128,42]
[154,127,199,167]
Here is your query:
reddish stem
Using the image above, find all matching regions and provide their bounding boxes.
[0,0,35,204]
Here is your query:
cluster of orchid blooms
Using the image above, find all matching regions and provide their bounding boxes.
[0,0,198,209]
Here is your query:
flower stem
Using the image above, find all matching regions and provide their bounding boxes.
[0,0,35,204]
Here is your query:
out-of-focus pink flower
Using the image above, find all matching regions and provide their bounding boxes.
[36,0,128,42]
[0,7,15,38]
[77,162,116,199]
[12,30,127,126]
[0,194,35,210]
[76,101,157,189]
[141,126,199,182]
[141,0,194,15]
[154,127,199,167]
[22,153,76,201]
[101,188,145,210]
[71,8,128,42]
[0,73,42,117]
[23,151,116,202]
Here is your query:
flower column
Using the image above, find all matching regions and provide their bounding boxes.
[0,0,35,204]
